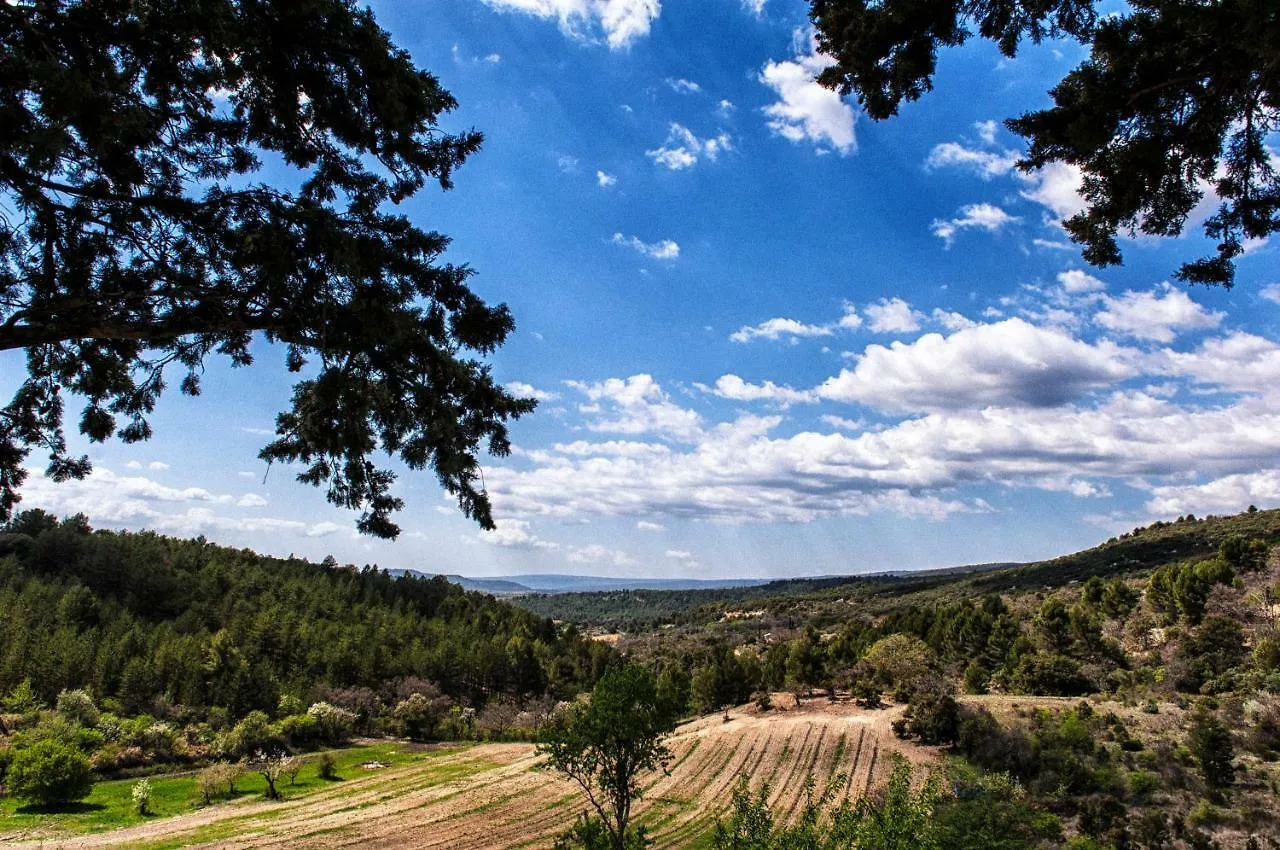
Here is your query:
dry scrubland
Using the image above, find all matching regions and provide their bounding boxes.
[0,696,934,850]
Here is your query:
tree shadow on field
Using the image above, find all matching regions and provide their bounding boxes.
[15,801,106,815]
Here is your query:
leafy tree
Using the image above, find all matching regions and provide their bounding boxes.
[7,738,94,808]
[862,633,932,693]
[810,0,1279,286]
[538,665,677,850]
[0,0,534,536]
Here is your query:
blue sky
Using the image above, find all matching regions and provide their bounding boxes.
[12,0,1280,578]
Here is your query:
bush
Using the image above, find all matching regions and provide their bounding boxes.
[318,751,338,780]
[55,689,99,727]
[307,702,356,745]
[131,778,152,815]
[897,685,960,745]
[1009,654,1093,696]
[7,739,94,807]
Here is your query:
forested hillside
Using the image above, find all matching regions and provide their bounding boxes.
[0,510,611,723]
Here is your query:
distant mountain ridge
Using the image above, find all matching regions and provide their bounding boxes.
[387,571,771,595]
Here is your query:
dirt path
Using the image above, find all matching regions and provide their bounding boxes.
[1,697,935,850]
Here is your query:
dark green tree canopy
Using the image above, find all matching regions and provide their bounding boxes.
[0,0,534,537]
[810,0,1279,286]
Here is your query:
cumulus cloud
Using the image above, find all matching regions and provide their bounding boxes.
[925,142,1020,179]
[636,520,665,531]
[480,0,660,49]
[19,467,348,540]
[1153,332,1280,396]
[931,203,1018,246]
[1018,162,1087,221]
[596,170,617,188]
[701,375,815,406]
[565,374,703,441]
[864,298,923,333]
[817,319,1136,412]
[742,0,767,14]
[1094,285,1224,342]
[507,381,562,402]
[479,518,636,566]
[730,303,860,343]
[1259,283,1280,305]
[1057,269,1106,294]
[730,317,833,343]
[665,77,701,94]
[1144,471,1280,516]
[611,232,679,260]
[665,549,699,568]
[760,30,856,155]
[646,124,732,170]
[931,309,977,331]
[483,376,1280,526]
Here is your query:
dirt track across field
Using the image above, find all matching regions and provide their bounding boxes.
[3,697,934,850]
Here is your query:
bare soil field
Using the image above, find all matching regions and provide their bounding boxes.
[0,696,932,850]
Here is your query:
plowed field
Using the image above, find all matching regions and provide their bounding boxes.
[4,697,933,850]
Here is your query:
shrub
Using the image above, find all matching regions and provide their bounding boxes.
[307,702,356,745]
[318,751,338,780]
[393,692,452,741]
[131,778,152,815]
[1009,654,1094,696]
[55,689,99,727]
[897,685,960,745]
[7,739,94,807]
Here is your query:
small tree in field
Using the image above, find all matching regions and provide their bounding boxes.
[539,665,677,850]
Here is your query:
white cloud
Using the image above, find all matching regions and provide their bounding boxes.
[717,99,735,114]
[18,468,352,541]
[730,303,860,343]
[1094,285,1224,342]
[665,549,699,568]
[1057,269,1106,294]
[646,124,732,170]
[1018,162,1087,221]
[864,298,923,333]
[507,380,562,402]
[730,317,833,343]
[611,232,679,260]
[975,120,999,146]
[925,142,1020,179]
[702,375,815,406]
[818,318,1136,412]
[557,155,580,173]
[148,461,170,471]
[636,520,665,531]
[566,543,637,567]
[819,415,866,431]
[480,0,660,49]
[480,518,560,549]
[931,309,977,331]
[596,170,617,188]
[1260,283,1280,305]
[565,374,703,441]
[760,30,856,155]
[666,77,701,94]
[1153,332,1280,397]
[931,203,1018,246]
[1144,471,1280,516]
[742,0,767,14]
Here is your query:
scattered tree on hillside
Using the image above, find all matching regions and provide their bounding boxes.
[0,0,534,536]
[809,0,1280,286]
[1189,710,1236,788]
[539,665,677,850]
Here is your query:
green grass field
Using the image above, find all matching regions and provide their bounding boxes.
[0,742,461,839]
